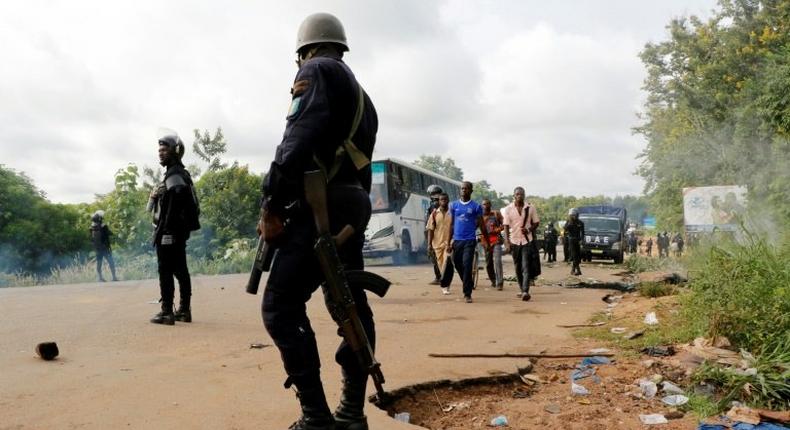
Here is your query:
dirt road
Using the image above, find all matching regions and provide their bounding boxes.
[0,258,621,429]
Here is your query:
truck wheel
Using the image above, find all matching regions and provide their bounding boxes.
[614,252,624,264]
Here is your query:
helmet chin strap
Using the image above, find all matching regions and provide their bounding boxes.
[297,44,343,68]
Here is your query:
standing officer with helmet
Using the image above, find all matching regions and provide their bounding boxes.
[89,210,118,282]
[257,13,378,430]
[565,208,585,276]
[426,184,444,284]
[148,132,200,326]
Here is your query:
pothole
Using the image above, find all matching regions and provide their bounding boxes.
[371,356,697,429]
[373,366,540,429]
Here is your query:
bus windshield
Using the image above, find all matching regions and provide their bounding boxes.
[370,162,389,211]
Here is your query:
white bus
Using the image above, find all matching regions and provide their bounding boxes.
[364,158,462,264]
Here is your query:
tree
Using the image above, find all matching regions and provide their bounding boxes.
[0,165,89,274]
[471,180,507,208]
[637,0,790,227]
[413,155,464,181]
[93,164,153,254]
[191,163,262,257]
[192,127,228,173]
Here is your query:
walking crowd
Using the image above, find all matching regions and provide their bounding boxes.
[425,183,589,304]
[425,185,689,303]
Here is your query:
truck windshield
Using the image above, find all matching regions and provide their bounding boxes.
[580,217,621,232]
[370,162,390,212]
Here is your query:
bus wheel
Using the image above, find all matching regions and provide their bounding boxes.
[395,233,412,265]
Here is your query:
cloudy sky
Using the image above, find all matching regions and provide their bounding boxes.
[0,0,717,203]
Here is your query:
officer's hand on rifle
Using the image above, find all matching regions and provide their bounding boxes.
[258,208,285,244]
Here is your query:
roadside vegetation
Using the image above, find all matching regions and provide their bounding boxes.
[0,244,255,287]
[623,254,682,274]
[578,233,790,415]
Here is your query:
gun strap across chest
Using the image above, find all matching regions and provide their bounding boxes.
[313,82,370,181]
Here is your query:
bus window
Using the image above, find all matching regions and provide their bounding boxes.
[370,162,389,211]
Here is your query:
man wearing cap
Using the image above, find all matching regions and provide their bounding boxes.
[257,13,378,430]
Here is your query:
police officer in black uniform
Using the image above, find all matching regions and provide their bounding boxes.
[258,13,378,430]
[426,184,443,284]
[90,210,118,282]
[544,221,558,263]
[565,208,585,276]
[149,133,200,326]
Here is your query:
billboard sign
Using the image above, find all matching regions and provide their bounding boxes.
[683,185,747,232]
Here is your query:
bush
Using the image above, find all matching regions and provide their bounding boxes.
[691,333,790,410]
[624,254,682,273]
[682,233,790,353]
[637,281,677,298]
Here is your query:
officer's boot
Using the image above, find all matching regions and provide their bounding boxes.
[288,377,335,430]
[334,375,369,430]
[150,303,175,325]
[174,298,192,323]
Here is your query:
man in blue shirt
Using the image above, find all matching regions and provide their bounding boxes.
[447,181,487,303]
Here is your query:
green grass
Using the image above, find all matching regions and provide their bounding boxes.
[574,299,694,352]
[637,281,678,298]
[624,254,683,273]
[686,393,720,418]
[576,232,790,415]
[691,334,790,410]
[1,248,255,287]
[681,232,790,353]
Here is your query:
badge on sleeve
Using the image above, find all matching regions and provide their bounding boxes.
[286,79,310,118]
[287,97,302,117]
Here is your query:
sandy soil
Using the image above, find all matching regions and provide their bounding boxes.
[390,291,699,430]
[1,255,628,430]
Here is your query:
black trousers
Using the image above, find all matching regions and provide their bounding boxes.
[511,243,532,294]
[430,251,442,281]
[96,249,117,280]
[156,241,191,308]
[452,239,477,298]
[569,239,582,274]
[545,241,557,262]
[563,240,570,261]
[263,186,374,388]
[439,254,454,288]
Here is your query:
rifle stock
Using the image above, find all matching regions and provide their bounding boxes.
[303,170,390,403]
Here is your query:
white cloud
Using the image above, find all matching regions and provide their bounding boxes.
[0,0,716,203]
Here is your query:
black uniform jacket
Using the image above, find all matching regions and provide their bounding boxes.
[153,163,196,245]
[565,219,585,242]
[262,53,378,216]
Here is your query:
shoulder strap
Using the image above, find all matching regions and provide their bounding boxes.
[314,82,370,181]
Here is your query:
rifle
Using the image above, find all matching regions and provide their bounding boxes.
[246,234,275,295]
[303,170,390,404]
